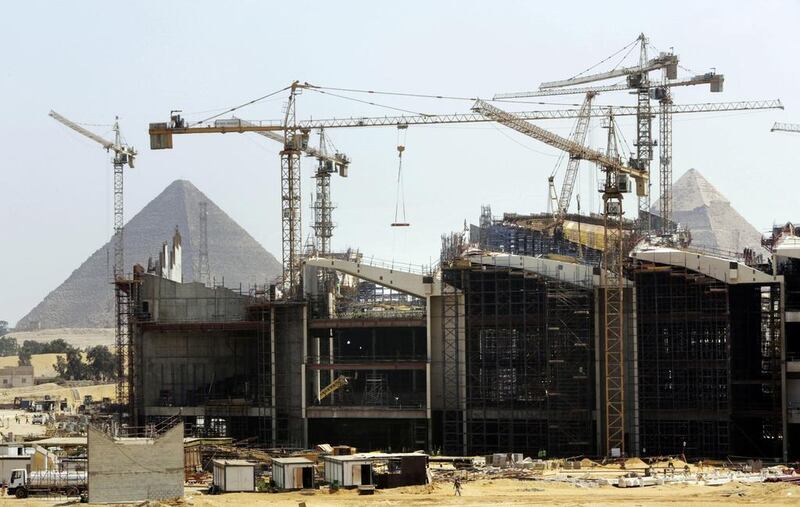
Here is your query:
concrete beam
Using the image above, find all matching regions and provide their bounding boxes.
[306,406,426,419]
[631,246,780,285]
[774,234,800,260]
[309,317,426,329]
[462,252,598,288]
[307,362,426,371]
[303,257,437,297]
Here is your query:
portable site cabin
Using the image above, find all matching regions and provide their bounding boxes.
[212,459,256,492]
[271,457,315,490]
[372,453,429,488]
[322,455,374,487]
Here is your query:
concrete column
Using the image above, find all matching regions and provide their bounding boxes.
[411,327,418,393]
[630,286,640,457]
[329,331,335,405]
[425,296,432,447]
[315,336,321,401]
[780,281,789,462]
[302,305,308,448]
[594,287,602,455]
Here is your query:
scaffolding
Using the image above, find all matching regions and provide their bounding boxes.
[256,306,274,445]
[440,233,466,455]
[115,280,137,413]
[443,258,594,457]
[635,261,783,458]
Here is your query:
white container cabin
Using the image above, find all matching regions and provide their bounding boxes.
[212,459,256,492]
[271,457,314,490]
[322,455,374,487]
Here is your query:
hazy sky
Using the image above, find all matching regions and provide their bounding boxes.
[1,0,798,326]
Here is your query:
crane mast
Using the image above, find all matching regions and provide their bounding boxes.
[601,111,626,458]
[658,68,675,232]
[233,117,349,262]
[281,83,304,297]
[633,34,655,234]
[312,129,336,256]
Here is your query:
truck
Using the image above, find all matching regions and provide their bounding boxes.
[8,469,87,498]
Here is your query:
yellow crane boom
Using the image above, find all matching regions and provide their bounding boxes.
[318,375,349,401]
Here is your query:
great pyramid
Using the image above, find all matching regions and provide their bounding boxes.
[17,180,281,329]
[652,168,764,255]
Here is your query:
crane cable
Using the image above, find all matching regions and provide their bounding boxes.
[312,85,586,107]
[567,37,640,81]
[392,126,410,227]
[190,85,292,127]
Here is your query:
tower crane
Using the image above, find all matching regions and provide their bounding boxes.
[232,117,349,256]
[496,34,726,235]
[771,122,800,133]
[551,92,596,226]
[149,90,780,298]
[542,34,669,233]
[48,110,137,408]
[472,98,645,457]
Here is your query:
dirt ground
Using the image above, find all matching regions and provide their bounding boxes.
[0,383,115,409]
[0,409,48,440]
[3,329,115,349]
[0,479,796,507]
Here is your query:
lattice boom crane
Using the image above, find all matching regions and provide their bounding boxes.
[149,89,780,298]
[49,109,137,410]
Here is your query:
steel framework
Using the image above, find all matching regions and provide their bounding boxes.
[556,92,596,222]
[444,260,594,456]
[440,234,466,455]
[633,36,654,234]
[658,69,674,232]
[635,262,783,458]
[601,116,627,455]
[281,86,304,297]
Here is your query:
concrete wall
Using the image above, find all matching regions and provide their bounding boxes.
[139,274,248,322]
[87,424,184,503]
[276,304,307,447]
[140,330,256,407]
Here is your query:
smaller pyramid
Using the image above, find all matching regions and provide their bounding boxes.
[652,168,764,255]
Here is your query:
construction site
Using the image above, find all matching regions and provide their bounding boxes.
[5,18,800,505]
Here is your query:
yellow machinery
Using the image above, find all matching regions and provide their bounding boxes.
[318,375,349,401]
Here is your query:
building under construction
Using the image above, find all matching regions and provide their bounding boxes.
[122,209,800,462]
